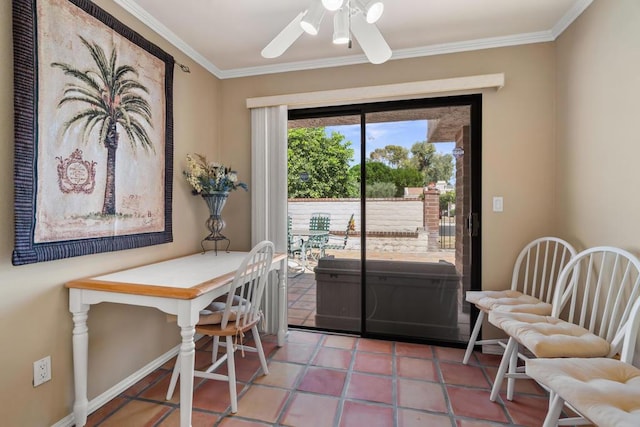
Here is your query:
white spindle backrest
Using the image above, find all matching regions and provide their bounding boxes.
[221,240,274,330]
[551,246,640,357]
[620,296,640,364]
[510,237,577,304]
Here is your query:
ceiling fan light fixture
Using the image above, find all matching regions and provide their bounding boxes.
[300,1,326,35]
[354,0,384,24]
[332,7,350,44]
[321,0,344,11]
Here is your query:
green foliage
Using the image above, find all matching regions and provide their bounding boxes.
[410,141,454,184]
[366,182,396,198]
[426,153,454,185]
[439,191,456,212]
[288,128,354,198]
[370,145,409,167]
[390,167,423,196]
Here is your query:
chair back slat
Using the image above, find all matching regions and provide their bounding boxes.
[552,246,640,357]
[221,241,274,330]
[511,237,577,305]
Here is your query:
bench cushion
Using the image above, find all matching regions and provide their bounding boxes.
[466,290,552,315]
[526,358,640,427]
[488,311,610,358]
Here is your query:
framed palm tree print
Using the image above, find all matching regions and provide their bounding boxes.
[12,0,174,265]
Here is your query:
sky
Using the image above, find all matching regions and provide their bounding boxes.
[325,120,455,166]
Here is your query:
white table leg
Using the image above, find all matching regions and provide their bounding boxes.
[69,291,90,427]
[277,258,287,346]
[178,324,195,427]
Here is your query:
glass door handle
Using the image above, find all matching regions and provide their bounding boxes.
[466,212,479,237]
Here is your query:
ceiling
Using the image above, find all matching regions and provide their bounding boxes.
[113,0,593,79]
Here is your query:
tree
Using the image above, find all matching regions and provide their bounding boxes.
[369,145,409,167]
[410,141,454,184]
[391,167,423,196]
[52,36,153,215]
[426,153,454,185]
[288,128,354,198]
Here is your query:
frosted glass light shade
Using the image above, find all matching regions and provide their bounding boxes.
[321,0,344,11]
[300,1,326,35]
[333,8,349,44]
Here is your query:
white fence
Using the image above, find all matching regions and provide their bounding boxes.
[287,198,429,252]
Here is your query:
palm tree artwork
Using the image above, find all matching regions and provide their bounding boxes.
[51,36,153,216]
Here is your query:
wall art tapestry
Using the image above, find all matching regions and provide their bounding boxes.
[12,0,174,265]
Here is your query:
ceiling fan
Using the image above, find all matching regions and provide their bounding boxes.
[261,0,392,64]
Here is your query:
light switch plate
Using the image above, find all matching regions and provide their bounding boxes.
[492,196,503,212]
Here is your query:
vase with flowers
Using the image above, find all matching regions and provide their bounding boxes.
[184,153,248,253]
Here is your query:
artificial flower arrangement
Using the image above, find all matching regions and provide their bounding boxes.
[184,153,248,195]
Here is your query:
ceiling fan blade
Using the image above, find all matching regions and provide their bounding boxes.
[350,12,392,64]
[261,12,306,58]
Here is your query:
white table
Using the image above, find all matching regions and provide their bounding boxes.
[66,251,287,427]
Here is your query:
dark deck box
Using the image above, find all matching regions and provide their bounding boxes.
[314,257,460,340]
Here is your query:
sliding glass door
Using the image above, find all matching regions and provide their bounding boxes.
[287,95,481,346]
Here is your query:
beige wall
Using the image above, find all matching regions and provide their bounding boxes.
[555,0,640,254]
[0,1,225,425]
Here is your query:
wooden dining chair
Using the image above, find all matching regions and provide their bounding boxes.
[165,240,274,413]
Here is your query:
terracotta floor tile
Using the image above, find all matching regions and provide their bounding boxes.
[85,396,128,427]
[297,367,347,396]
[93,330,555,427]
[395,342,434,358]
[483,366,546,396]
[397,378,448,413]
[447,386,509,423]
[253,361,303,389]
[346,372,393,404]
[281,392,339,427]
[501,394,549,427]
[156,409,220,426]
[192,378,244,413]
[312,347,353,370]
[353,352,393,375]
[339,400,394,427]
[472,351,503,367]
[98,400,171,427]
[122,369,170,397]
[323,334,357,350]
[287,308,313,319]
[434,346,468,363]
[271,343,316,364]
[439,361,490,388]
[357,338,394,354]
[398,408,453,427]
[397,356,439,381]
[218,418,273,427]
[236,385,290,423]
[455,419,506,427]
[291,300,316,310]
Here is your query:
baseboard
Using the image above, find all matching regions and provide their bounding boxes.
[52,337,201,427]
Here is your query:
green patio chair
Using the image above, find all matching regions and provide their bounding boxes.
[306,213,331,261]
[321,213,355,257]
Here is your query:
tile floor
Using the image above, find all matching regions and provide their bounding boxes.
[83,329,575,427]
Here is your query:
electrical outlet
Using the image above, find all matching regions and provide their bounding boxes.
[33,356,51,387]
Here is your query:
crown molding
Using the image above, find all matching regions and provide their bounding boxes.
[112,0,224,78]
[551,0,594,38]
[113,0,594,80]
